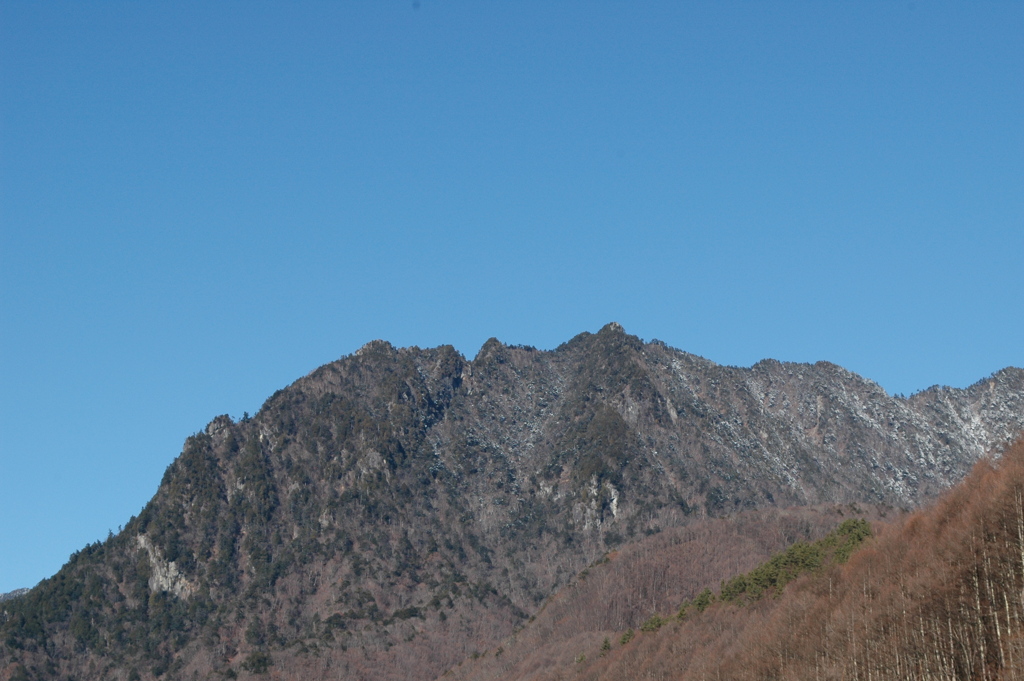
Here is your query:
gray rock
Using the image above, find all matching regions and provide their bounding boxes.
[0,588,28,603]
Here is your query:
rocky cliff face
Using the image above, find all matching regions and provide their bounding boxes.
[2,324,1022,681]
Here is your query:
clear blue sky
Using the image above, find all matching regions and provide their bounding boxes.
[1,2,1021,593]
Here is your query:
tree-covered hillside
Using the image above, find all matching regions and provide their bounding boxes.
[454,439,1024,681]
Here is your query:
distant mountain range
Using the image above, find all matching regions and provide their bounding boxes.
[1,323,1022,681]
[0,591,27,604]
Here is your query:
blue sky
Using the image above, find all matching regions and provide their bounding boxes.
[1,1,1021,593]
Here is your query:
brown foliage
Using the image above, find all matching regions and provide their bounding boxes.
[436,505,880,681]
[709,437,1024,681]
[451,438,1024,681]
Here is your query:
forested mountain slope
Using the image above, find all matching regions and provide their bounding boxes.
[469,438,1024,681]
[438,506,880,681]
[2,324,1021,681]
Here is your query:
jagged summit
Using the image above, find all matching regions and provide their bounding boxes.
[354,338,395,356]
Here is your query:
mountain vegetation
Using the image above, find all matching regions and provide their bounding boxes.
[453,438,1024,681]
[1,324,1021,681]
[438,506,880,681]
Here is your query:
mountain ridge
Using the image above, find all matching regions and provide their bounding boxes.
[2,323,1022,681]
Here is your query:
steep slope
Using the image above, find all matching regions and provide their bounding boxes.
[483,438,1024,681]
[1,324,1021,681]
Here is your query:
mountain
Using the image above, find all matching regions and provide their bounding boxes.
[1,324,1022,681]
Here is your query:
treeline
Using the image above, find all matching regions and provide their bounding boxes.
[717,517,871,606]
